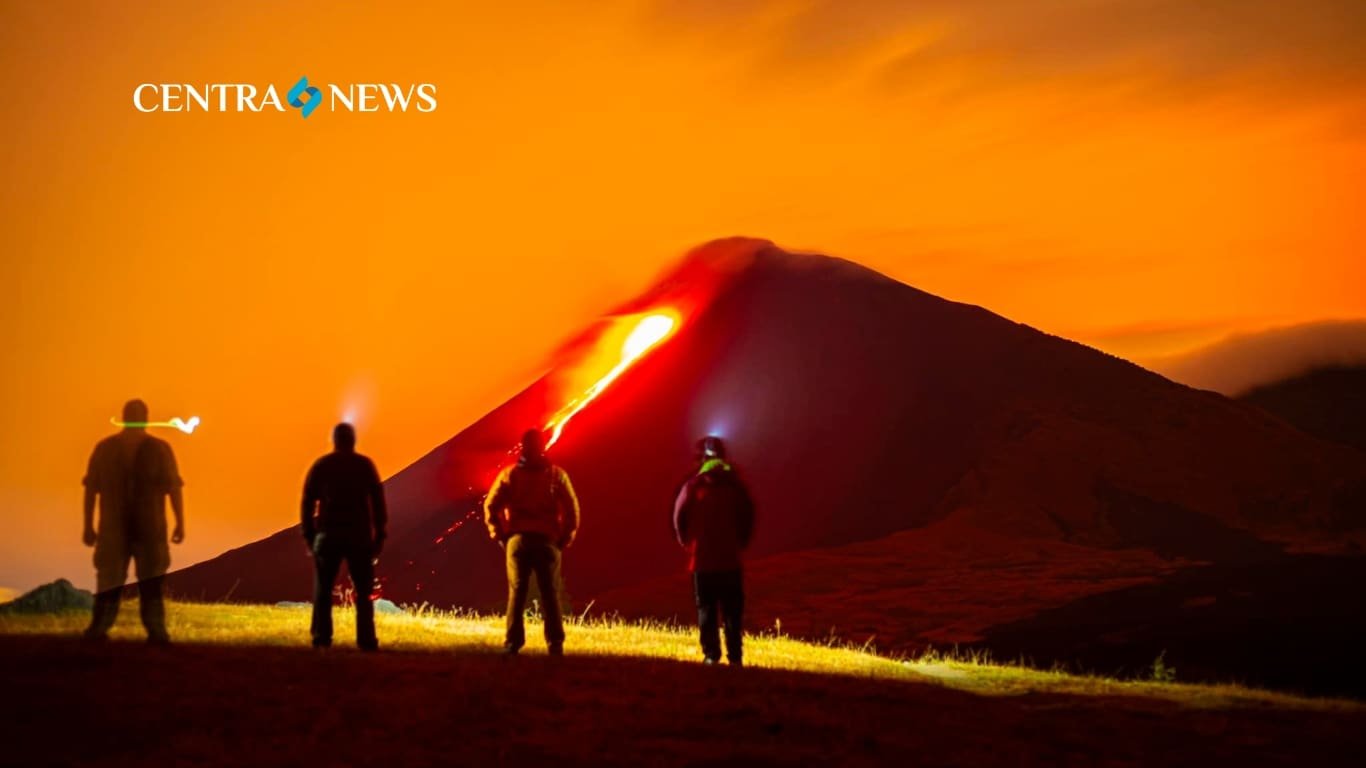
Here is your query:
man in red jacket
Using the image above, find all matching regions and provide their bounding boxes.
[484,428,580,655]
[673,436,755,666]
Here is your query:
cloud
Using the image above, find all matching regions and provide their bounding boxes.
[1076,318,1241,360]
[1143,319,1366,395]
[643,0,1366,108]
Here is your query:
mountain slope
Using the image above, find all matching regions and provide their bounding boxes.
[1240,366,1366,453]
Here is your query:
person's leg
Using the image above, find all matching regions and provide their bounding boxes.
[311,539,343,647]
[532,540,565,652]
[694,572,722,663]
[132,538,171,643]
[86,590,122,640]
[347,547,377,651]
[135,577,169,643]
[720,570,745,666]
[86,542,129,640]
[504,535,531,653]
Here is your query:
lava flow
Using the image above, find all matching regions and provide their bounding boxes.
[544,311,678,449]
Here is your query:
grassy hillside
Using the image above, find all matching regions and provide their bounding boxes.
[0,600,1352,708]
[4,601,1365,767]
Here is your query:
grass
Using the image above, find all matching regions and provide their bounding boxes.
[1,599,1356,712]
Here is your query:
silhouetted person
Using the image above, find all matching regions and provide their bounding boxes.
[302,423,387,651]
[82,399,185,644]
[484,428,580,655]
[674,436,754,666]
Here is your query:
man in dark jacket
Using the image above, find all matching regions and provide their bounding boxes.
[302,423,387,651]
[673,436,755,666]
[484,428,580,655]
[82,399,185,644]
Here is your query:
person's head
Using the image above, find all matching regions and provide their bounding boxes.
[697,435,726,461]
[122,399,149,429]
[333,423,357,453]
[520,428,546,460]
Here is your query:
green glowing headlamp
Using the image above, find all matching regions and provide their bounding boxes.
[110,416,200,434]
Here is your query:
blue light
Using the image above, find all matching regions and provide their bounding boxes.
[705,418,729,441]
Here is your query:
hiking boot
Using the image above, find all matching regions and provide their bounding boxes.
[548,644,564,657]
[703,656,720,666]
[146,633,172,647]
[503,645,521,657]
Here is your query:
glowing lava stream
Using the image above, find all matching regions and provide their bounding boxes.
[543,311,678,449]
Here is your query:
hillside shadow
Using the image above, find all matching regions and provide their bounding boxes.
[973,554,1366,697]
[1094,480,1285,563]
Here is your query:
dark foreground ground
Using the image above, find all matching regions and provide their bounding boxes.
[2,637,1364,767]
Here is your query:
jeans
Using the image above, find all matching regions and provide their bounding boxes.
[311,533,377,649]
[504,533,565,651]
[694,569,744,664]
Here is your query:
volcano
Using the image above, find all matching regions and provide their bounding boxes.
[168,238,1366,692]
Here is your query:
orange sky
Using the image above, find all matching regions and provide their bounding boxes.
[2,1,1364,592]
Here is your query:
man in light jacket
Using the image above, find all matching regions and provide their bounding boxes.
[484,428,580,655]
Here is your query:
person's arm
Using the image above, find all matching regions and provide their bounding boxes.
[169,487,185,544]
[556,469,580,549]
[483,468,510,543]
[301,462,319,543]
[163,443,186,544]
[82,487,98,546]
[82,447,99,546]
[737,480,755,549]
[369,459,388,554]
[672,479,693,548]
